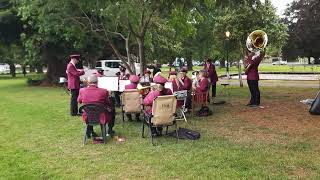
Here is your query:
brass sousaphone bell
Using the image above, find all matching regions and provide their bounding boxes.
[246,30,268,52]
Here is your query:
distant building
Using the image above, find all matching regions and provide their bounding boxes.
[0,63,10,74]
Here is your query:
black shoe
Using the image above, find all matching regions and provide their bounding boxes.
[249,104,259,108]
[107,130,115,137]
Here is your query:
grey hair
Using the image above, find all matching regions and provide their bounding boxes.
[87,75,98,84]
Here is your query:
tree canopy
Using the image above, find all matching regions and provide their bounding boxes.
[282,0,320,64]
[0,0,289,81]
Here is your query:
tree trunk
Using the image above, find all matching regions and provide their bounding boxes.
[137,37,145,76]
[36,65,43,74]
[237,60,243,87]
[185,51,193,71]
[9,63,16,77]
[126,38,135,75]
[220,60,226,68]
[29,65,35,73]
[314,57,320,64]
[45,56,67,84]
[308,57,311,64]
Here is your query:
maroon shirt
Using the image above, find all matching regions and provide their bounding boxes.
[67,62,84,89]
[77,84,111,124]
[179,76,192,91]
[246,52,265,81]
[204,63,218,83]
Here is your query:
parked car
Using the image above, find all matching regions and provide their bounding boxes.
[81,60,140,80]
[272,60,287,65]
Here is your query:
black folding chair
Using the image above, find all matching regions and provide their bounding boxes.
[79,104,108,145]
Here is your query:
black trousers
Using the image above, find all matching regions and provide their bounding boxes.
[70,89,79,116]
[247,80,260,105]
[114,91,121,107]
[211,82,217,97]
[126,113,140,121]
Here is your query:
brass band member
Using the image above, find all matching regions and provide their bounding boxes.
[66,54,85,116]
[245,50,265,107]
[140,69,152,85]
[168,71,180,92]
[204,58,218,98]
[143,75,173,136]
[178,67,192,109]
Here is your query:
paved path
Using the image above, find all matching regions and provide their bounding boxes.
[220,79,320,88]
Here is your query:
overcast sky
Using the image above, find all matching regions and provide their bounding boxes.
[269,0,295,16]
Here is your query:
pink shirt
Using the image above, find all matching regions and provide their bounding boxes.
[143,88,173,114]
[125,83,138,90]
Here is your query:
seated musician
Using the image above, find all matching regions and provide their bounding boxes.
[168,71,179,92]
[195,70,209,93]
[114,65,129,107]
[143,75,172,136]
[193,70,209,104]
[178,67,192,109]
[140,69,152,85]
[124,75,140,121]
[77,75,115,138]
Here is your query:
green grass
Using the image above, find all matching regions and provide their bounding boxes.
[1,75,320,179]
[161,64,320,77]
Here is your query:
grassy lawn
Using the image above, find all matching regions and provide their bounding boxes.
[1,75,320,179]
[161,64,320,77]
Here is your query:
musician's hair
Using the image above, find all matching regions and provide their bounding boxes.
[87,75,98,84]
[199,69,208,77]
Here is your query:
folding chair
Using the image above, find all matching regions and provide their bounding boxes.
[79,104,108,145]
[173,90,188,122]
[142,95,179,145]
[121,90,143,123]
[191,91,209,116]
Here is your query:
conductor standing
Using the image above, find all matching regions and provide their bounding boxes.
[67,54,85,116]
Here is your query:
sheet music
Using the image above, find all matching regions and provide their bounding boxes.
[165,82,173,93]
[119,80,131,92]
[98,76,119,91]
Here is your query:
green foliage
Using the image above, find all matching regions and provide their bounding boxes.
[282,0,320,63]
[26,74,45,86]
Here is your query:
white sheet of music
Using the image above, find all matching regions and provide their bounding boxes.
[165,82,173,93]
[119,80,131,92]
[98,76,119,91]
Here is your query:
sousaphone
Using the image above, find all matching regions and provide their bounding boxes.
[246,30,268,52]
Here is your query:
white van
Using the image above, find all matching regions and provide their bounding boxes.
[96,60,122,76]
[96,60,141,76]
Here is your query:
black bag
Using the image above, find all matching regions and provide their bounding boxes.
[197,106,212,117]
[310,91,320,115]
[168,128,201,140]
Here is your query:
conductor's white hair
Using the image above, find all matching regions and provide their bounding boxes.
[87,75,98,84]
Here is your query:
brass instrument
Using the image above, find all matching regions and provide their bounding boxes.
[246,30,268,53]
[245,30,268,72]
[137,83,158,95]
